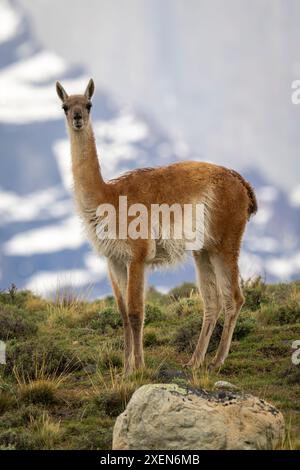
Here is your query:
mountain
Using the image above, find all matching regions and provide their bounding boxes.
[0,0,299,298]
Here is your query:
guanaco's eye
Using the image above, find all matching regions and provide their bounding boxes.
[62,104,69,113]
[86,102,92,112]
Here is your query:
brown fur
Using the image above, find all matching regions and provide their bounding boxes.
[56,79,257,374]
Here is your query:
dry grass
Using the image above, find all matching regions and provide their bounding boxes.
[24,295,47,313]
[29,411,62,449]
[275,417,300,450]
[46,284,102,327]
[188,368,215,390]
[13,355,70,404]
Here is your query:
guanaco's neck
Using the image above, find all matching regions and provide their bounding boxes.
[69,122,106,211]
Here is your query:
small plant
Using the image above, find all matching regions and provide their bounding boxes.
[173,313,202,353]
[258,301,300,325]
[242,276,268,311]
[0,392,15,415]
[90,364,154,419]
[232,313,257,339]
[92,367,136,417]
[275,418,300,450]
[64,416,113,450]
[167,296,202,318]
[47,287,82,327]
[173,312,256,353]
[24,295,48,315]
[96,343,123,371]
[0,305,37,340]
[90,306,122,333]
[13,355,69,404]
[144,328,159,347]
[146,286,169,305]
[28,412,62,449]
[0,286,32,308]
[5,339,81,378]
[189,368,214,391]
[168,282,197,300]
[144,303,166,324]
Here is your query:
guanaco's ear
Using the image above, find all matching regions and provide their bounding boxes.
[84,78,95,100]
[56,81,68,102]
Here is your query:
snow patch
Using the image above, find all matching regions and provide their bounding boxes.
[290,185,300,207]
[0,0,21,44]
[0,54,89,123]
[53,140,73,192]
[95,114,148,143]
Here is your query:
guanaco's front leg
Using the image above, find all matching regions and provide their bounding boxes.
[108,259,133,375]
[127,260,145,370]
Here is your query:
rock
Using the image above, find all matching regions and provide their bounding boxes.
[113,383,285,450]
[214,380,239,391]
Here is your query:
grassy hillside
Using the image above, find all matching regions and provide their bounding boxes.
[0,279,299,450]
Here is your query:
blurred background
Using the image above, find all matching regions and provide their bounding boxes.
[0,0,300,298]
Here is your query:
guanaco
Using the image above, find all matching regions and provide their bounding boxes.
[56,79,257,374]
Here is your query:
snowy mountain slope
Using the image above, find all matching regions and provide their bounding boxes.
[19,0,300,194]
[0,0,299,298]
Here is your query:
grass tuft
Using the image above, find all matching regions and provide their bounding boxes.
[13,356,69,405]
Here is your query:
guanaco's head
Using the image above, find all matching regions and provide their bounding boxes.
[56,79,95,131]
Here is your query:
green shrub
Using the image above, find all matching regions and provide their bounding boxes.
[281,365,300,385]
[0,405,47,449]
[167,297,202,318]
[266,281,300,305]
[173,312,256,353]
[168,282,197,300]
[65,418,113,450]
[173,313,210,353]
[0,411,62,450]
[95,390,127,417]
[233,313,257,339]
[242,277,268,311]
[0,305,37,340]
[18,381,58,405]
[0,286,32,308]
[0,404,43,429]
[98,351,123,370]
[146,286,169,305]
[0,429,30,450]
[144,329,159,347]
[0,392,15,415]
[144,303,166,324]
[5,339,81,378]
[103,296,116,307]
[90,307,122,333]
[258,301,300,325]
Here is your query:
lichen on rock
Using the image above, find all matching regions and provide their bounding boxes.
[113,383,285,450]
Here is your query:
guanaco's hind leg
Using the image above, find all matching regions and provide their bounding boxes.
[108,259,133,374]
[186,250,222,368]
[127,260,145,370]
[210,252,244,368]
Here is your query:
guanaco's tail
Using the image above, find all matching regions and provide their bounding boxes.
[228,168,258,219]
